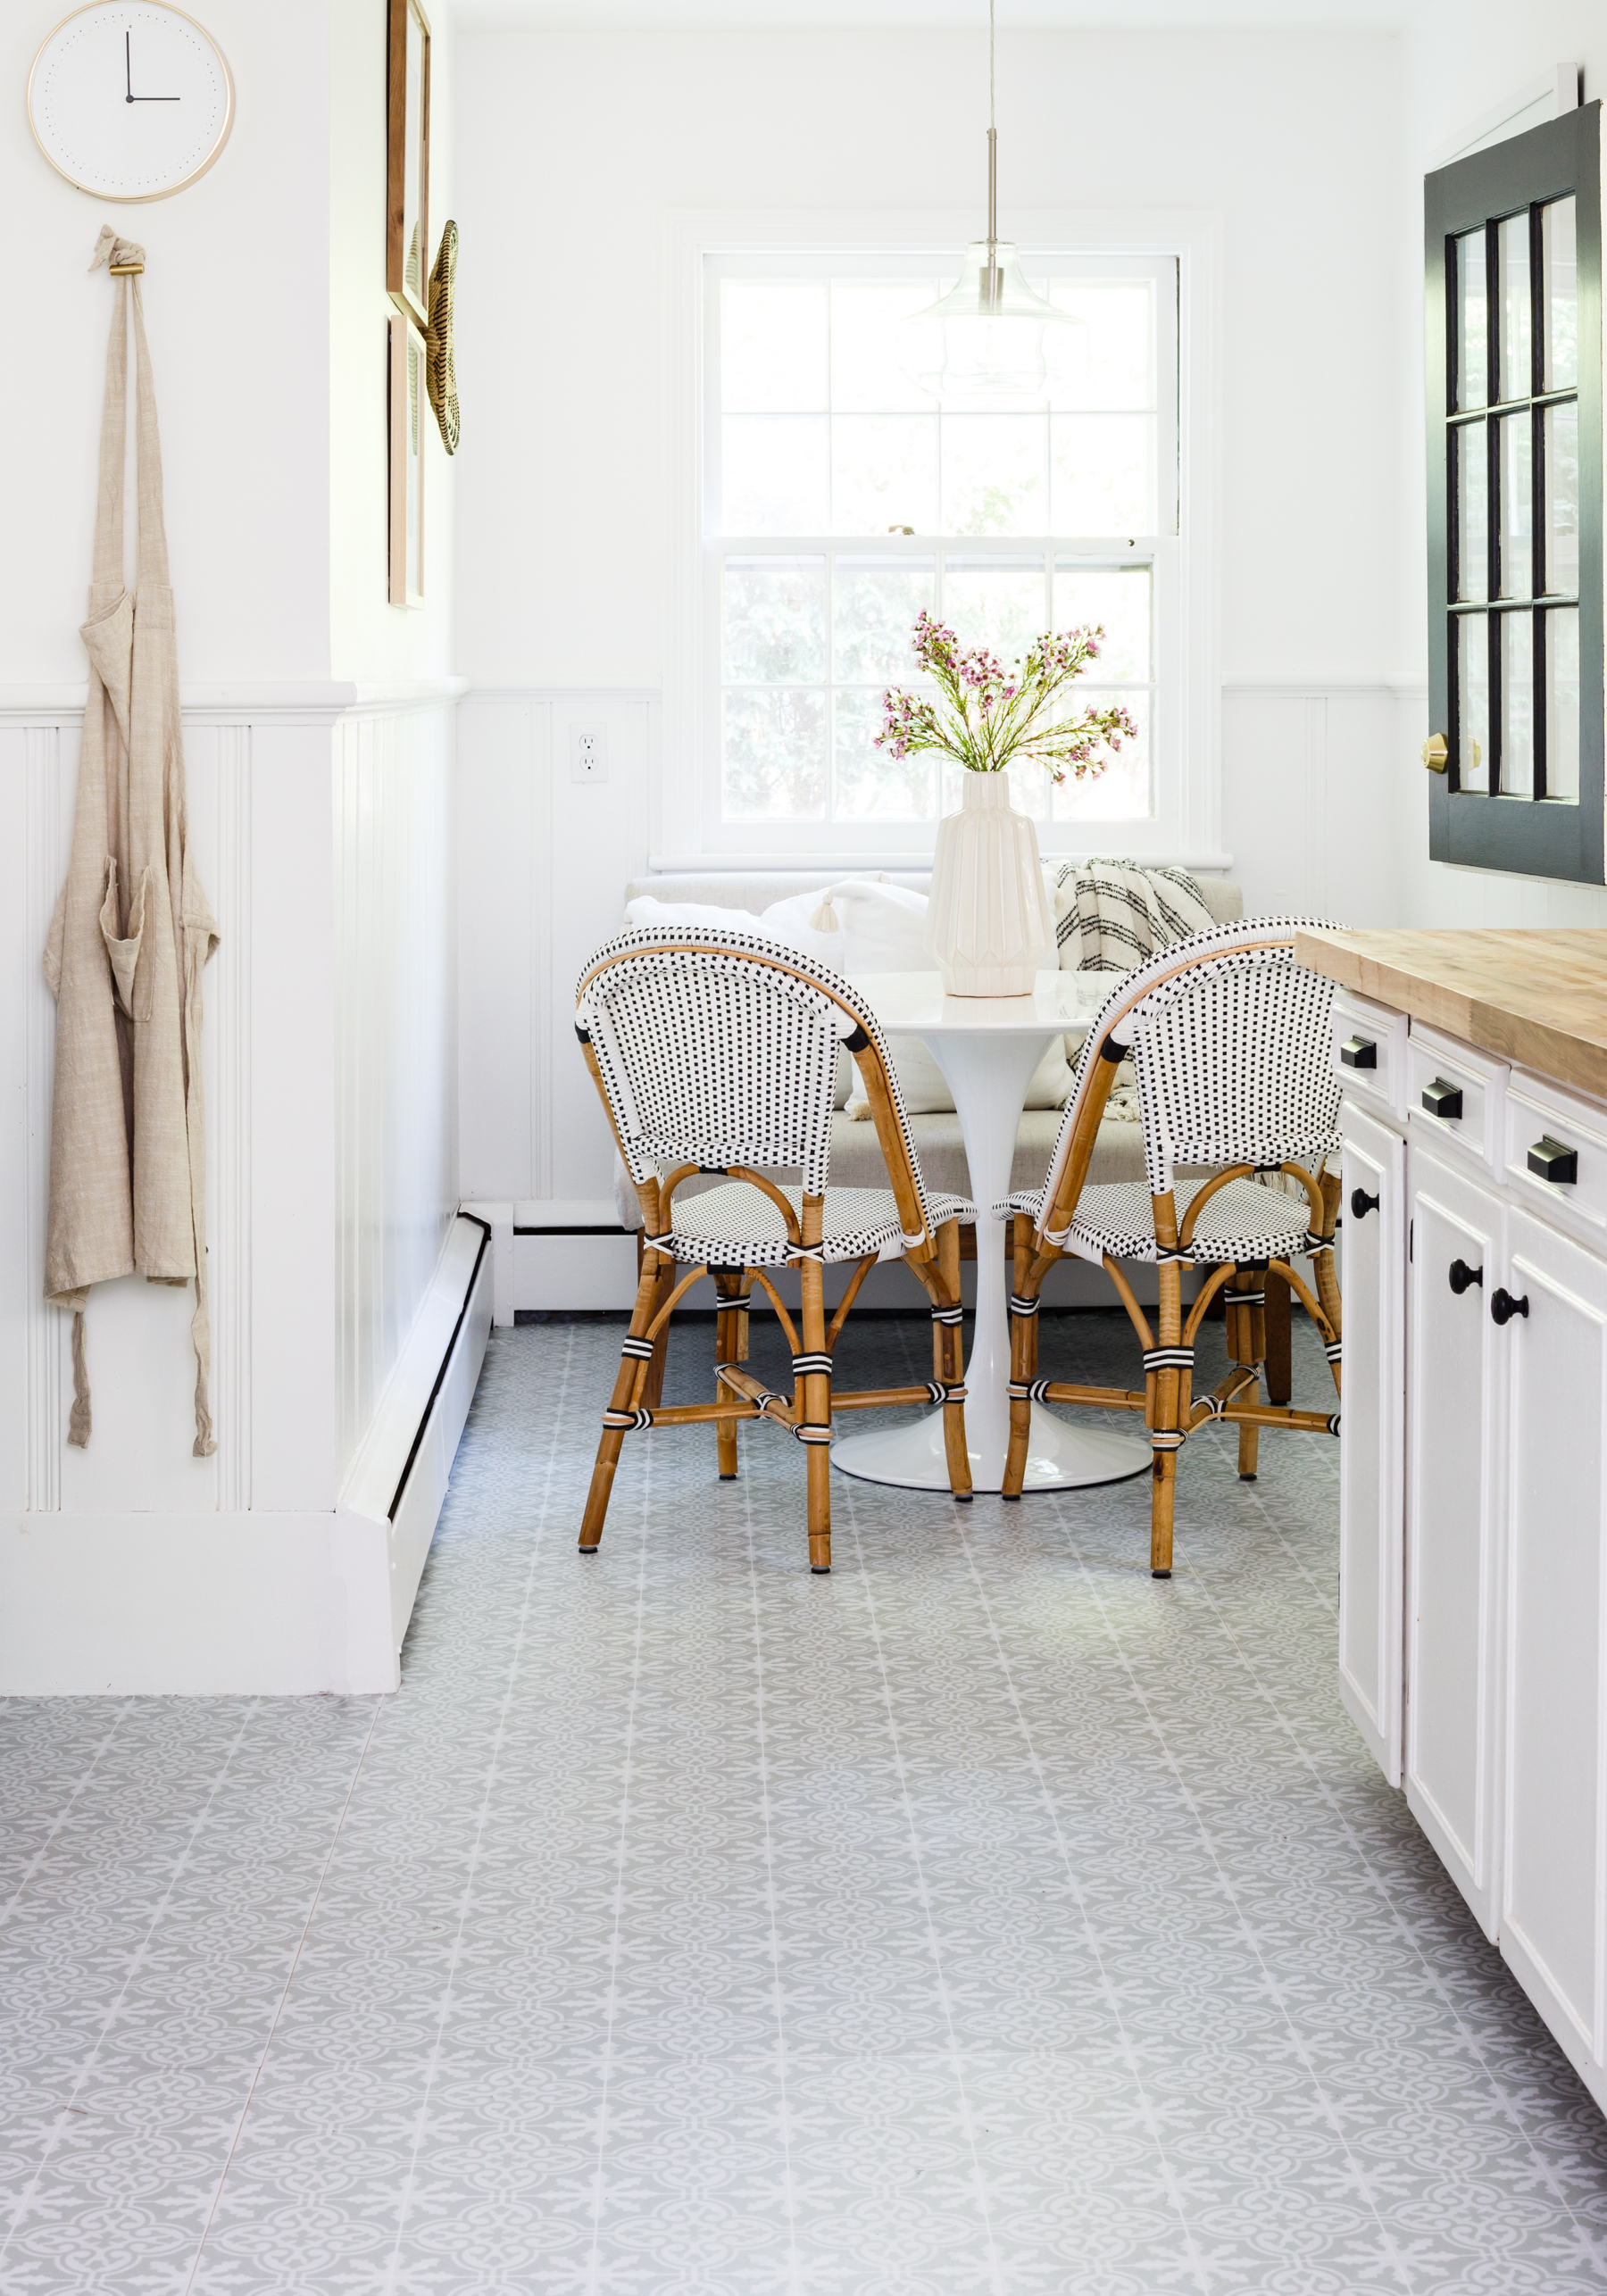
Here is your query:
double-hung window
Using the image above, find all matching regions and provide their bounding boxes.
[685,245,1188,863]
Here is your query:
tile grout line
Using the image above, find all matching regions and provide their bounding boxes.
[742,1447,804,2288]
[583,1335,652,2292]
[950,1505,1216,2296]
[841,1473,1008,2296]
[179,1691,387,2296]
[378,1322,579,2294]
[1181,1444,1607,2254]
[0,1698,136,1932]
[0,1700,263,2270]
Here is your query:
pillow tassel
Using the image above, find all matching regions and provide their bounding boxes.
[810,894,840,932]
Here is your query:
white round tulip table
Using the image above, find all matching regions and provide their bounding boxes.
[830,969,1153,1495]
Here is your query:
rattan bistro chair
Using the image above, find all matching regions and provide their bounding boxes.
[996,919,1345,1577]
[575,926,979,1572]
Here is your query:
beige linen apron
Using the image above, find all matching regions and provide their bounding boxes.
[44,230,220,1455]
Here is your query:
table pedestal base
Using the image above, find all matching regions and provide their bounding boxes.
[830,1402,1150,1495]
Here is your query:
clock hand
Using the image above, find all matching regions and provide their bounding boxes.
[125,29,131,102]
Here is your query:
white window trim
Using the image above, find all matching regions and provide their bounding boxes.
[659,204,1227,875]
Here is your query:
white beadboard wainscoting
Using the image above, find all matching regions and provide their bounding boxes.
[0,681,485,1696]
[459,680,1415,1319]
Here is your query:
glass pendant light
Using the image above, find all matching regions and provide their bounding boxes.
[902,0,1083,407]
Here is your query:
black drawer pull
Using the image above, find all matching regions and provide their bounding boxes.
[1350,1188,1379,1220]
[1340,1036,1377,1070]
[1421,1077,1464,1120]
[1491,1287,1529,1327]
[1449,1258,1483,1294]
[1528,1136,1578,1185]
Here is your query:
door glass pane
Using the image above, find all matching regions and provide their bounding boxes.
[834,688,936,820]
[1053,564,1151,680]
[1498,412,1533,597]
[943,558,1047,657]
[831,414,937,535]
[1545,607,1580,801]
[833,557,936,683]
[1455,229,1487,412]
[722,688,827,818]
[1542,195,1578,390]
[722,416,829,534]
[1498,212,1533,402]
[723,557,826,682]
[1454,422,1487,602]
[1457,614,1489,792]
[1544,400,1579,595]
[1501,612,1535,795]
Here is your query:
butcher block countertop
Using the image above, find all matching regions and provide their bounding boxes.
[1295,928,1607,1106]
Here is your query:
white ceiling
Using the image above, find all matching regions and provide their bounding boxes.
[452,0,1417,29]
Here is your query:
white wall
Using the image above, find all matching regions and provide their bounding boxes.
[1392,6,1607,928]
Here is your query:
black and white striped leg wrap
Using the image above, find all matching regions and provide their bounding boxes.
[1199,1396,1228,1419]
[791,1352,834,1377]
[1327,1413,1342,1436]
[752,1392,783,1419]
[1156,1249,1193,1268]
[1143,1346,1195,1373]
[1149,1428,1187,1451]
[925,1381,969,1404]
[642,1232,675,1259]
[792,1423,834,1445]
[1008,1379,1053,1403]
[620,1336,656,1362]
[930,1304,964,1327]
[1008,1294,1040,1319]
[1227,1290,1265,1310]
[788,1244,826,1265]
[603,1409,654,1432]
[1324,1340,1343,1365]
[1304,1234,1333,1256]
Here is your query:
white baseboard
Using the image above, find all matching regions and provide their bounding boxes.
[0,1219,494,1698]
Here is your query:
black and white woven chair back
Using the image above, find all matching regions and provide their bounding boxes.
[1035,917,1339,1222]
[576,924,933,1225]
[1127,934,1342,1194]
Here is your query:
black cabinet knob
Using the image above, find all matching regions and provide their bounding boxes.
[1491,1287,1530,1326]
[1350,1187,1379,1220]
[1449,1258,1483,1294]
[1528,1136,1578,1185]
[1340,1036,1378,1070]
[1421,1077,1464,1120]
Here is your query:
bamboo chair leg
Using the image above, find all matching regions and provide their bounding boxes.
[712,1269,749,1480]
[640,1256,676,1410]
[1228,1268,1265,1481]
[935,1219,972,1502]
[580,1247,662,1552]
[1263,1271,1292,1406]
[1150,1255,1184,1576]
[1003,1217,1040,1500]
[800,1256,832,1572]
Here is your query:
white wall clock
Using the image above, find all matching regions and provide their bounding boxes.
[28,2,234,203]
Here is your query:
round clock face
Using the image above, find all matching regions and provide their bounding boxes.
[29,2,233,202]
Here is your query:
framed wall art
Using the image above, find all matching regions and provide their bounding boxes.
[388,312,425,606]
[387,0,430,331]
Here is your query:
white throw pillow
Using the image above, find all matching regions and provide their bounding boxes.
[623,894,763,932]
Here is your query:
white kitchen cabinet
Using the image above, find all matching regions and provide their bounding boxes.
[1336,1102,1405,1785]
[1500,1204,1607,2086]
[1331,1004,1607,2114]
[1404,1143,1504,1938]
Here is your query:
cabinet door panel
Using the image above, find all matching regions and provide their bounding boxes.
[1503,1207,1607,2072]
[1406,1144,1503,1935]
[1338,1104,1405,1784]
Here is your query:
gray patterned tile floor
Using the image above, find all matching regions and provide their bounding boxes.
[6,1306,1607,2293]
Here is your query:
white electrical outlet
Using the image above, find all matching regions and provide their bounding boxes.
[570,726,608,783]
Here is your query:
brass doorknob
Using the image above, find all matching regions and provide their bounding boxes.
[1421,733,1449,773]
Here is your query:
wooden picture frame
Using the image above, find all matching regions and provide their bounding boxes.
[388,313,425,607]
[387,0,430,332]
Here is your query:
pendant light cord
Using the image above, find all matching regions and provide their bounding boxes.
[986,0,998,250]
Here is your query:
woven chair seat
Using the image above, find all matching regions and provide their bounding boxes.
[999,1175,1311,1267]
[666,1182,978,1269]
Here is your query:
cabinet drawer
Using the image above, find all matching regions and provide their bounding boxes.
[1406,1021,1506,1176]
[1330,989,1408,1124]
[1503,1069,1607,1244]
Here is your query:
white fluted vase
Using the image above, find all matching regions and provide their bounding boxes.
[924,770,1053,996]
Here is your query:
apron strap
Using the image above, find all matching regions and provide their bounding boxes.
[91,284,128,596]
[129,281,171,593]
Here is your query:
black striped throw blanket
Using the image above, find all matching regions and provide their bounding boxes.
[1053,860,1216,972]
